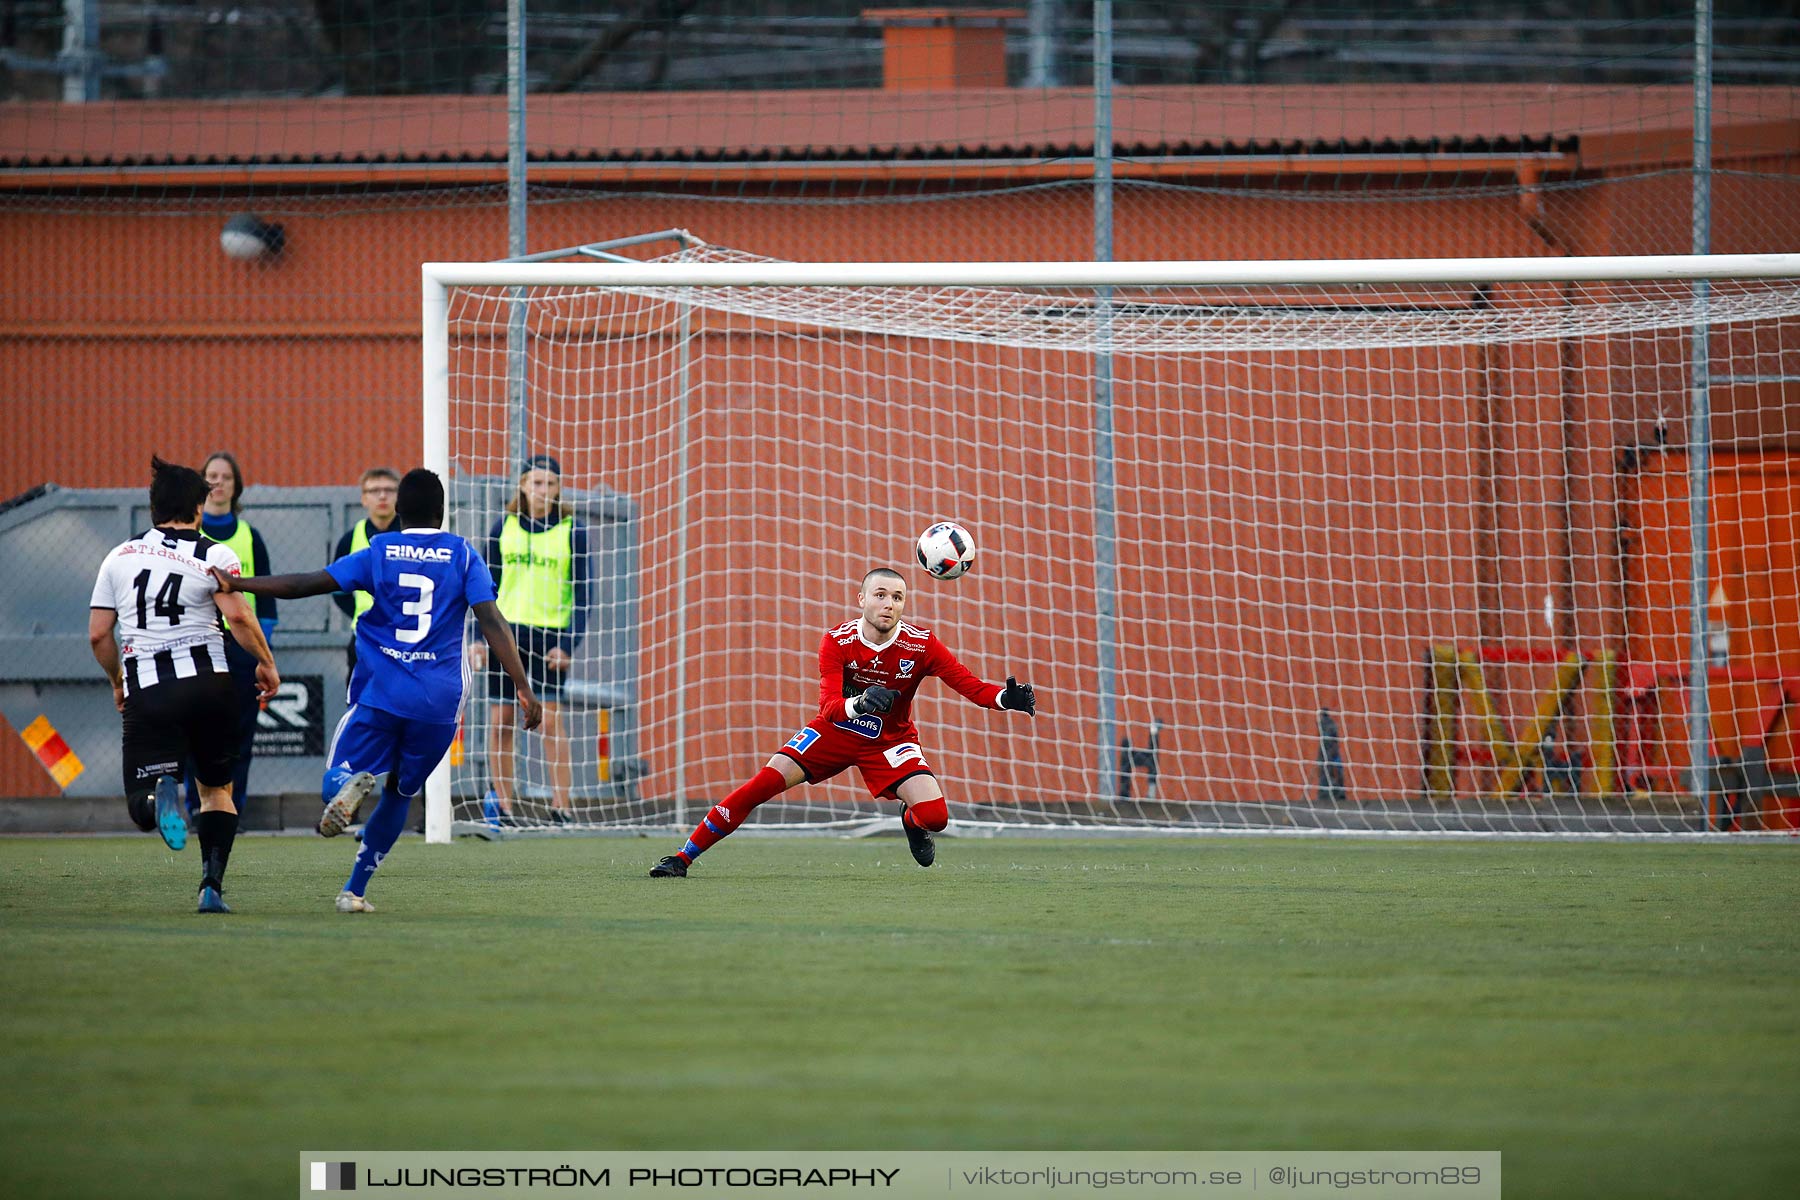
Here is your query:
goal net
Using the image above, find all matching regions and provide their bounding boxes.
[424,247,1800,840]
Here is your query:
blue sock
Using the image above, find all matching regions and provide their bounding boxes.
[345,785,410,897]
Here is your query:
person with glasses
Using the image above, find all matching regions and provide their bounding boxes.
[331,467,401,674]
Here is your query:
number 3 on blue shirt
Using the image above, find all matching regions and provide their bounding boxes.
[396,572,434,643]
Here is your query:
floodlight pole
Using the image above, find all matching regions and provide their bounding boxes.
[1686,0,1715,816]
[1025,0,1060,87]
[1092,0,1122,804]
[506,0,530,469]
[61,0,100,102]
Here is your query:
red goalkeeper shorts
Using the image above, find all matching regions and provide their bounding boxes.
[776,715,935,798]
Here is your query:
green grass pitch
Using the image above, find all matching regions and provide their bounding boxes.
[2,834,1796,1199]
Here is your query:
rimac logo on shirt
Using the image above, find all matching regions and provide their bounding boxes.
[384,544,452,562]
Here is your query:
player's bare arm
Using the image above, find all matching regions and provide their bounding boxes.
[473,600,543,731]
[216,589,281,702]
[87,606,126,713]
[211,566,339,600]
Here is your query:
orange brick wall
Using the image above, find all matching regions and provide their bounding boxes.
[5,166,1798,804]
[3,183,1564,496]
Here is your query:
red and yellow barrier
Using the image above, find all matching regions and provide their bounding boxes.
[19,714,84,790]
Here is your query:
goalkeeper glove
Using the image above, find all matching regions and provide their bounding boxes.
[857,685,899,715]
[1000,676,1037,715]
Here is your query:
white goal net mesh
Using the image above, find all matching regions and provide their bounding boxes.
[439,246,1800,836]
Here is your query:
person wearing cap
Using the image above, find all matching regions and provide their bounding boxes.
[472,454,590,823]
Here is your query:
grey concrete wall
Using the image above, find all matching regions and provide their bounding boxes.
[2,481,641,806]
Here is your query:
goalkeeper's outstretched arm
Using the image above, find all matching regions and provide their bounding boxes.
[933,647,1037,716]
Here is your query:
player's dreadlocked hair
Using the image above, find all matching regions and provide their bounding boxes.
[148,456,208,525]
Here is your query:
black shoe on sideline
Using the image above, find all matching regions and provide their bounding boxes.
[649,855,688,878]
[900,803,936,867]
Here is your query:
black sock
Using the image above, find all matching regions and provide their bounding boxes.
[196,810,239,891]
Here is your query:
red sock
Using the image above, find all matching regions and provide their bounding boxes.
[903,796,949,831]
[680,766,788,860]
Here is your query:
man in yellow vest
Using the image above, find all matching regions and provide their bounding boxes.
[471,454,589,825]
[331,467,401,673]
[188,450,277,818]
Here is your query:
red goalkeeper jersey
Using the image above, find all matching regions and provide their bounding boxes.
[815,618,1003,745]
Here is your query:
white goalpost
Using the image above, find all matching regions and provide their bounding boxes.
[422,249,1800,843]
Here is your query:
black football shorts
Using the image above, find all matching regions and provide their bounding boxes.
[120,673,242,797]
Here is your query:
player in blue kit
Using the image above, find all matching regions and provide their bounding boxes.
[213,468,541,912]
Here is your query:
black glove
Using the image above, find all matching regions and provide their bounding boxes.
[1000,676,1036,715]
[858,685,899,715]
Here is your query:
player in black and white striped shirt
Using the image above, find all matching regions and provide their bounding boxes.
[88,457,280,913]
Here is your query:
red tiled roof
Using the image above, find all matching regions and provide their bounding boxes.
[2,85,1794,171]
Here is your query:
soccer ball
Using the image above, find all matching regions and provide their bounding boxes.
[916,521,976,580]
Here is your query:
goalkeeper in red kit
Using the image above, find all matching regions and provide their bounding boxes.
[650,566,1037,876]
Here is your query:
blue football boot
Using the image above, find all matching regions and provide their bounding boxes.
[154,775,188,851]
